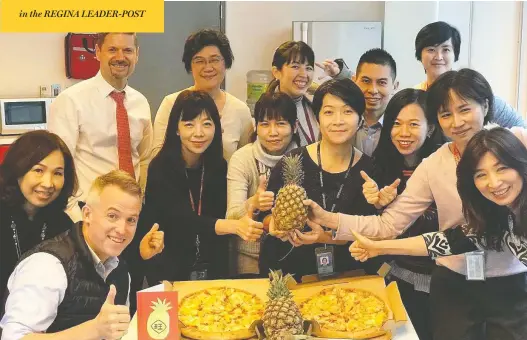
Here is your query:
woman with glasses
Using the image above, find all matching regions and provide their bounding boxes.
[153,29,254,162]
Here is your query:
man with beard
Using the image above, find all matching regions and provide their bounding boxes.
[317,49,399,156]
[48,33,152,223]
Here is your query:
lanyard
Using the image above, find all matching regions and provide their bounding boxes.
[297,100,316,144]
[10,219,47,259]
[185,166,205,264]
[317,142,355,213]
[185,166,205,216]
[451,143,461,165]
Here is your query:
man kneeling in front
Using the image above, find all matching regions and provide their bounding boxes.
[0,170,163,340]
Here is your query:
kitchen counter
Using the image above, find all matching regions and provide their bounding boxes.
[123,284,420,340]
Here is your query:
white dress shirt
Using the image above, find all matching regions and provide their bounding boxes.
[48,72,153,222]
[153,89,254,162]
[0,245,127,339]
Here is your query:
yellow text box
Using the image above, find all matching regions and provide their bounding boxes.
[1,0,164,32]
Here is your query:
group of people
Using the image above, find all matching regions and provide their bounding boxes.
[0,19,526,340]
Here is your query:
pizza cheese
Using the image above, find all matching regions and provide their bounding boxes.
[300,287,389,333]
[179,287,264,334]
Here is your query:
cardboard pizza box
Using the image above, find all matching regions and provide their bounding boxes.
[162,269,407,340]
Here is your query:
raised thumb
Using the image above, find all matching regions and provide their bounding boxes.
[351,230,364,244]
[257,175,268,192]
[106,284,116,305]
[390,178,401,190]
[360,170,375,184]
[149,223,159,234]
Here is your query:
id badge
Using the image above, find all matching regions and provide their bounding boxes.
[465,251,486,281]
[315,246,335,277]
[190,263,209,281]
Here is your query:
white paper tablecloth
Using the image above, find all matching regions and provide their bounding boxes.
[123,284,420,340]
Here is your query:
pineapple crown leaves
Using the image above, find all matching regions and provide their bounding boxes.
[150,298,173,312]
[267,270,294,300]
[281,154,304,186]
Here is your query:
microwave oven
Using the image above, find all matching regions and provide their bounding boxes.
[0,98,53,135]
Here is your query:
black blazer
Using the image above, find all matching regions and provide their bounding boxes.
[135,155,229,284]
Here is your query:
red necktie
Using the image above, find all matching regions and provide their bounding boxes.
[109,91,135,179]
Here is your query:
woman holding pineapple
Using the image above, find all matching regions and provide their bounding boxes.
[136,90,264,284]
[226,92,299,277]
[259,78,379,282]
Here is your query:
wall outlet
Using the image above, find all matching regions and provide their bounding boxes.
[39,85,51,98]
[51,84,61,97]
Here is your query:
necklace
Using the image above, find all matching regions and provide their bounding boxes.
[10,219,47,259]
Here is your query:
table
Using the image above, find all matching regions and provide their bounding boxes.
[123,285,420,340]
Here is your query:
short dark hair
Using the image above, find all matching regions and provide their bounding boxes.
[267,41,315,93]
[154,90,224,170]
[96,33,138,48]
[457,127,527,250]
[182,29,234,73]
[415,21,461,62]
[312,78,365,122]
[0,130,78,211]
[252,92,300,145]
[426,68,494,126]
[356,48,397,80]
[372,89,442,190]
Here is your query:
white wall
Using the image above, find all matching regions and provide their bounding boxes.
[0,33,79,98]
[225,1,385,102]
[470,1,522,106]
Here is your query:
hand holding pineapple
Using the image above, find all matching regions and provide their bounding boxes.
[360,171,400,209]
[140,223,165,260]
[93,284,131,340]
[249,175,275,212]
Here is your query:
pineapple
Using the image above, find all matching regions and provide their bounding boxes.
[263,271,304,340]
[147,298,172,339]
[273,154,308,232]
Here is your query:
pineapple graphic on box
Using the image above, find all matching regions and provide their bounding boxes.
[272,154,308,232]
[263,270,304,339]
[147,298,173,339]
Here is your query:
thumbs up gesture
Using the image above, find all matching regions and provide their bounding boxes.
[249,175,275,212]
[140,223,165,260]
[378,178,401,207]
[94,284,131,339]
[349,231,382,262]
[360,171,400,209]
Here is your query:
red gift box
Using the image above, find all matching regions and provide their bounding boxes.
[137,291,179,340]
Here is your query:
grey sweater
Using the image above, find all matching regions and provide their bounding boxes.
[226,139,298,275]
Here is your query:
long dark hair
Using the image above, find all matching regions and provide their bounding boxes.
[372,89,441,190]
[154,90,224,171]
[251,92,300,146]
[457,127,527,250]
[266,41,315,93]
[0,130,78,212]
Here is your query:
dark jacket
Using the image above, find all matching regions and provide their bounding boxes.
[2,222,129,332]
[0,201,73,305]
[259,147,379,282]
[135,155,229,284]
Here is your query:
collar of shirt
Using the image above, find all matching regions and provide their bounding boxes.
[85,240,120,281]
[359,114,384,133]
[93,71,129,99]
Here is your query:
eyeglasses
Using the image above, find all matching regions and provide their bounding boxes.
[192,56,224,67]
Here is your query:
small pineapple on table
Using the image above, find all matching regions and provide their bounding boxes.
[263,270,304,340]
[271,154,308,235]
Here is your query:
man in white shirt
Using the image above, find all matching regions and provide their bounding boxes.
[48,33,153,222]
[0,170,164,340]
[317,49,399,156]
